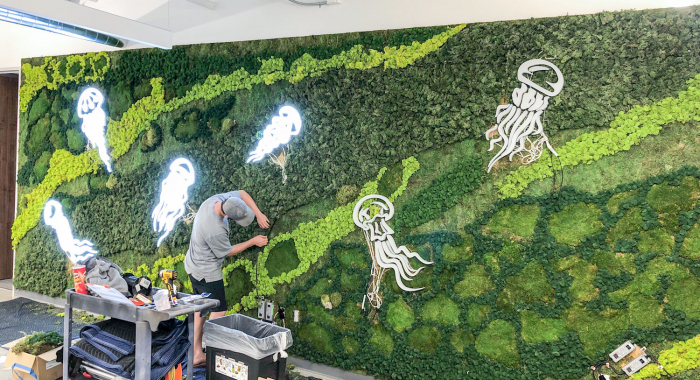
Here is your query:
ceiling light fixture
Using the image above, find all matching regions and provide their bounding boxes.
[0,6,124,47]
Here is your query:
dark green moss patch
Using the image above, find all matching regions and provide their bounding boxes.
[408,326,441,353]
[265,239,300,278]
[475,320,519,366]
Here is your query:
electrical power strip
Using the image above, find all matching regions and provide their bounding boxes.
[609,340,637,363]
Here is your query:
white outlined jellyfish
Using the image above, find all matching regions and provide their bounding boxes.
[152,158,196,247]
[246,106,302,184]
[353,195,433,310]
[484,59,564,173]
[77,87,112,172]
[43,199,97,264]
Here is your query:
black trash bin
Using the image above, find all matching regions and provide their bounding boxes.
[204,314,293,380]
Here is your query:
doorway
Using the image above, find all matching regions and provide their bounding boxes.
[0,74,18,281]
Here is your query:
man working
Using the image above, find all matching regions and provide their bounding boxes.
[184,190,269,366]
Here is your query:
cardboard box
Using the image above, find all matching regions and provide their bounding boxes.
[2,338,62,380]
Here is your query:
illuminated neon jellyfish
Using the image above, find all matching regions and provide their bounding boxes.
[77,87,112,172]
[43,199,97,264]
[484,59,564,173]
[152,158,196,247]
[353,195,433,310]
[246,106,302,184]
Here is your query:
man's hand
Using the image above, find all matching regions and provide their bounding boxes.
[256,212,270,229]
[250,235,268,247]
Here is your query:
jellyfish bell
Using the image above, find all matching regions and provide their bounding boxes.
[517,59,564,97]
[353,195,394,229]
[77,87,105,118]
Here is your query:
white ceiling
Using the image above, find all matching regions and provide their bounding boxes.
[1,0,699,72]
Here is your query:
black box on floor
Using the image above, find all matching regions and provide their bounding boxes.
[206,346,286,380]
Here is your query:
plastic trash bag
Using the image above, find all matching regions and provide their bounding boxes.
[203,314,292,360]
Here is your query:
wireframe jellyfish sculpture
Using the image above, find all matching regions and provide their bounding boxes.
[484,59,565,173]
[353,195,433,310]
[152,158,196,247]
[43,199,97,264]
[246,106,302,184]
[77,87,112,172]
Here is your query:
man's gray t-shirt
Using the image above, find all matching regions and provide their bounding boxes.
[185,191,242,282]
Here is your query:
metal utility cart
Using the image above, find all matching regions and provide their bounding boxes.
[63,288,220,380]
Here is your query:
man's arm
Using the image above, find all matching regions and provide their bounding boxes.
[226,235,268,257]
[238,190,270,228]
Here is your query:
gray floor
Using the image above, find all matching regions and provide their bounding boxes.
[0,280,11,291]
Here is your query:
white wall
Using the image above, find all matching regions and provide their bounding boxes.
[1,0,699,72]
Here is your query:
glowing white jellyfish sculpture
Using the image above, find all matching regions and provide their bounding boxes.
[77,87,112,172]
[353,195,433,310]
[484,59,564,173]
[246,106,302,184]
[152,158,196,247]
[43,199,97,264]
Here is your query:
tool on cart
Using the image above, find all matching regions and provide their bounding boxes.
[159,269,178,303]
[122,273,153,297]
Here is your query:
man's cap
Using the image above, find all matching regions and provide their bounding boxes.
[222,197,255,226]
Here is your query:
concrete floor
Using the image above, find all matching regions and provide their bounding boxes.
[0,288,14,380]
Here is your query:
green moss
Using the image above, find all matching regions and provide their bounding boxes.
[609,257,687,301]
[647,177,700,234]
[335,184,360,205]
[89,174,108,191]
[49,132,68,151]
[172,112,198,141]
[666,276,700,320]
[549,203,604,246]
[386,297,414,333]
[467,304,490,327]
[565,306,629,356]
[484,204,539,240]
[32,151,52,182]
[66,129,86,153]
[27,116,51,157]
[377,162,403,198]
[308,278,330,298]
[606,190,637,215]
[629,294,664,328]
[450,328,474,353]
[344,302,362,322]
[637,227,674,255]
[107,81,133,120]
[299,323,333,353]
[591,250,635,275]
[608,207,643,243]
[520,310,567,343]
[307,305,335,326]
[340,272,362,292]
[336,246,367,269]
[329,292,342,308]
[475,320,519,366]
[408,326,441,353]
[341,337,359,354]
[55,175,90,197]
[27,91,50,126]
[556,256,598,303]
[497,262,554,310]
[681,222,700,260]
[265,239,300,278]
[369,326,394,356]
[442,235,474,263]
[333,316,356,333]
[224,267,253,308]
[454,265,493,298]
[421,294,460,325]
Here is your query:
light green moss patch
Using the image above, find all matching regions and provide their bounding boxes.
[450,328,474,353]
[442,235,474,263]
[342,337,359,354]
[609,257,687,301]
[337,246,368,269]
[386,297,414,333]
[408,326,441,353]
[55,175,90,197]
[497,262,554,310]
[549,203,604,246]
[265,238,300,278]
[467,304,490,327]
[308,278,331,298]
[681,222,700,260]
[370,326,394,356]
[520,310,567,343]
[298,323,333,353]
[333,316,357,333]
[455,265,494,298]
[565,307,629,356]
[340,272,362,292]
[666,275,700,320]
[475,320,519,366]
[638,228,674,255]
[647,177,700,234]
[556,256,598,303]
[306,305,335,326]
[422,294,460,325]
[606,190,638,215]
[591,250,635,275]
[608,207,643,243]
[484,204,540,240]
[629,294,665,328]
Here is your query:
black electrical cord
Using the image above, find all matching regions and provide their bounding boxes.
[254,218,277,302]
